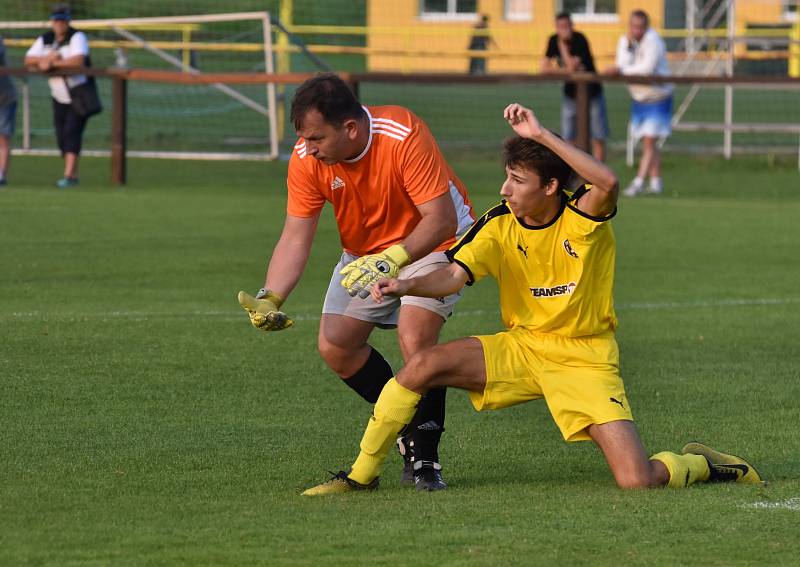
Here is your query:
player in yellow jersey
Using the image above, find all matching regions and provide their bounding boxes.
[302,103,763,494]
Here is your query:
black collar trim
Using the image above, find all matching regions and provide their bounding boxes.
[516,193,567,230]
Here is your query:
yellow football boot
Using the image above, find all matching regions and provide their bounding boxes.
[302,471,379,496]
[682,442,765,485]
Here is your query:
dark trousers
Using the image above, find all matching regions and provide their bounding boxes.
[469,57,486,75]
[52,98,88,155]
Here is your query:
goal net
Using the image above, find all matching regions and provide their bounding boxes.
[1,11,279,160]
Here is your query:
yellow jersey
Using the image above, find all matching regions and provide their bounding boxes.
[446,187,617,338]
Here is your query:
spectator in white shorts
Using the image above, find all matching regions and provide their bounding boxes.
[606,10,672,196]
[0,36,17,186]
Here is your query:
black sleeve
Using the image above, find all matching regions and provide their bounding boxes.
[573,33,596,72]
[545,35,558,58]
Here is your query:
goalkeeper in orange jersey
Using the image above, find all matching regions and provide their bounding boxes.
[303,103,762,495]
[238,74,475,490]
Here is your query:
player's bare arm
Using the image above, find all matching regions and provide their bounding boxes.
[371,263,468,304]
[236,213,319,332]
[401,192,458,262]
[264,213,320,299]
[504,103,618,217]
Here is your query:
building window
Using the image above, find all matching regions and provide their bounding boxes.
[559,0,618,22]
[783,0,799,21]
[505,0,533,22]
[420,0,478,21]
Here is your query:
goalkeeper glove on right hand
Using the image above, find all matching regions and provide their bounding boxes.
[339,244,411,299]
[237,288,294,331]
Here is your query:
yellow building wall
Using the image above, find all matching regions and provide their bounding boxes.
[366,0,664,73]
[736,0,783,24]
[366,0,791,74]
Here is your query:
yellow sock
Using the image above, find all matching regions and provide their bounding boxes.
[651,451,710,488]
[349,378,421,485]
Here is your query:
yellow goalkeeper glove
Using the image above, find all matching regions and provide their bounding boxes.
[237,288,294,331]
[340,244,411,299]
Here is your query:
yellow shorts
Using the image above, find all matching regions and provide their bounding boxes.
[471,328,633,442]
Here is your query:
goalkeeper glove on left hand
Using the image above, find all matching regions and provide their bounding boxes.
[339,244,411,299]
[237,288,294,331]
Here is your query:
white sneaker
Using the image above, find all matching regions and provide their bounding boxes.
[622,181,645,197]
[645,177,664,194]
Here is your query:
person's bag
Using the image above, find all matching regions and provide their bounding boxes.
[65,76,102,118]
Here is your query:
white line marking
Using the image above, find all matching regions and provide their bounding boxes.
[739,498,800,511]
[2,297,799,322]
[620,297,800,310]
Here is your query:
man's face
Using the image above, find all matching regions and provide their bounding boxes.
[296,109,357,166]
[628,15,647,42]
[555,18,573,41]
[500,164,558,218]
[51,19,69,37]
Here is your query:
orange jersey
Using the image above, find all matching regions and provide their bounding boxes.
[287,105,474,257]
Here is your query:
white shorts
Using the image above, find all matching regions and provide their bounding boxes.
[322,250,462,328]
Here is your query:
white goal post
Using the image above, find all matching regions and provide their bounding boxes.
[0,12,280,161]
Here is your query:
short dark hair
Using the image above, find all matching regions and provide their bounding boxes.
[555,12,572,22]
[290,73,365,130]
[631,9,650,27]
[503,135,571,190]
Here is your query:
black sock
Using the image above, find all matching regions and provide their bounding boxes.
[342,347,393,404]
[407,387,446,463]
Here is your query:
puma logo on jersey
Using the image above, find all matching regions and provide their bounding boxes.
[517,243,528,259]
[331,176,345,190]
[563,239,578,258]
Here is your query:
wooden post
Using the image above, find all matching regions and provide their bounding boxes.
[575,75,590,153]
[111,74,127,186]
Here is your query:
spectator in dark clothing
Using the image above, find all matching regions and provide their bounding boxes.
[0,36,16,186]
[468,14,496,75]
[541,12,609,161]
[24,4,95,188]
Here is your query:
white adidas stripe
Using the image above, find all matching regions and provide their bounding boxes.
[294,142,306,149]
[373,128,407,142]
[372,117,411,133]
[371,122,409,138]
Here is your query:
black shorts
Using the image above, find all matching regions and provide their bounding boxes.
[52,98,88,155]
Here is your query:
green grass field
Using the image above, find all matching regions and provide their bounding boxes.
[2,153,799,565]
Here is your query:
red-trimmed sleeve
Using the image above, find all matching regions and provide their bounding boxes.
[286,151,325,217]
